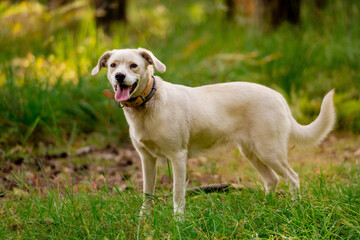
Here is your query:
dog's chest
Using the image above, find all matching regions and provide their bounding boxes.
[128,114,154,140]
[125,110,173,157]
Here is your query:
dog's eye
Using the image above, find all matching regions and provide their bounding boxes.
[110,63,116,68]
[130,63,138,69]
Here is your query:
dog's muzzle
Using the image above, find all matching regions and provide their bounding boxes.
[114,81,138,102]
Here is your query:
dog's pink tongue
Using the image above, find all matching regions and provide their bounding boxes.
[115,86,131,102]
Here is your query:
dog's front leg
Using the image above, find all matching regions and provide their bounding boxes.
[169,150,187,218]
[137,148,157,215]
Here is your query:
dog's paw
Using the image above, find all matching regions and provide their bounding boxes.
[173,212,185,222]
[291,194,302,201]
[173,206,185,222]
[139,204,152,218]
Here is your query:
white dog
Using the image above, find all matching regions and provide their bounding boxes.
[92,48,335,216]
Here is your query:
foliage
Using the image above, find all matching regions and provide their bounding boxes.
[0,0,359,149]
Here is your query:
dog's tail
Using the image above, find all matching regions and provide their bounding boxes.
[289,90,336,148]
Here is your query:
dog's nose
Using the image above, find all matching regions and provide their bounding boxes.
[115,73,126,83]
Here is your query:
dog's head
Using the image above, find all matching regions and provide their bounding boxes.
[92,48,166,102]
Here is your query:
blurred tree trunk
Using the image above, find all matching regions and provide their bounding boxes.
[95,0,127,29]
[226,0,236,20]
[315,0,327,10]
[225,0,255,20]
[257,0,301,28]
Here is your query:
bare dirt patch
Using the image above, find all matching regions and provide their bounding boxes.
[1,133,359,198]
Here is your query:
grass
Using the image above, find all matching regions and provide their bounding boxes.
[0,173,359,239]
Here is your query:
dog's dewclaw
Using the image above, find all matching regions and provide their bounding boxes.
[103,89,115,99]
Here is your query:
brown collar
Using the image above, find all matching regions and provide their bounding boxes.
[102,76,156,108]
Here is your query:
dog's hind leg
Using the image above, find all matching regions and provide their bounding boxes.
[266,160,300,199]
[254,144,300,198]
[239,145,279,193]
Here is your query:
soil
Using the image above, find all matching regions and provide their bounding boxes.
[0,133,359,198]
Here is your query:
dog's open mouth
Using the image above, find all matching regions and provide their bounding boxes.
[114,82,138,102]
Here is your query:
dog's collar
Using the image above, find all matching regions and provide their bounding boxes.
[121,76,156,108]
[102,76,156,108]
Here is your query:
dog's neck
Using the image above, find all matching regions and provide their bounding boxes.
[120,74,156,108]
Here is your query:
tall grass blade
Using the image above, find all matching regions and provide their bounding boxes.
[22,116,40,146]
[166,158,172,182]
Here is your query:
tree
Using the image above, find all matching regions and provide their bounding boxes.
[95,0,127,30]
[225,0,301,28]
[257,0,301,28]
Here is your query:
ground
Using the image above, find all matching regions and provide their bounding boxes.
[1,133,359,198]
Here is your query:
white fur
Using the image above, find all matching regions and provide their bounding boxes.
[92,48,336,216]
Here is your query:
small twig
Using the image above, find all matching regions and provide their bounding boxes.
[186,183,231,196]
[161,183,247,198]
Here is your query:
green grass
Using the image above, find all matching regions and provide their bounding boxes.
[0,173,359,239]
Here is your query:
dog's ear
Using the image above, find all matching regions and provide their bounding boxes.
[91,51,113,76]
[138,48,166,73]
